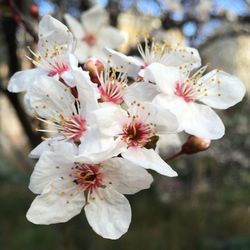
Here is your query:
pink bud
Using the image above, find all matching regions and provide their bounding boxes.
[84,58,104,84]
[30,4,39,19]
[182,135,211,154]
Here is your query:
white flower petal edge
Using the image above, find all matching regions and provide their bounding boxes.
[123,81,159,105]
[27,180,86,225]
[163,46,201,70]
[102,157,153,195]
[8,68,45,93]
[38,14,74,47]
[80,5,108,33]
[197,70,246,109]
[104,48,142,78]
[85,187,131,240]
[156,133,183,159]
[144,63,180,95]
[153,93,225,139]
[122,147,177,177]
[64,13,84,39]
[29,142,77,193]
[28,76,76,119]
[183,103,225,140]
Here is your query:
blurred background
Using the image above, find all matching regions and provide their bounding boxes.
[0,0,250,249]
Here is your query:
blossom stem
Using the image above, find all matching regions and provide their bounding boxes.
[165,150,183,162]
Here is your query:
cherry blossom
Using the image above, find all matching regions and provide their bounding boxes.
[26,142,153,239]
[145,63,246,139]
[93,101,179,176]
[8,15,78,93]
[64,5,124,63]
[28,70,121,160]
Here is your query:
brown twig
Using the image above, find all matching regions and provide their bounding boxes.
[8,0,38,43]
[165,150,183,162]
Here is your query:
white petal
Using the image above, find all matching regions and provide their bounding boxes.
[88,46,108,61]
[153,106,179,134]
[162,46,201,70]
[28,76,75,119]
[198,70,246,109]
[122,147,178,177]
[38,15,73,50]
[81,5,108,33]
[156,133,183,159]
[98,26,124,48]
[153,94,187,131]
[72,70,100,111]
[104,48,142,78]
[23,94,35,115]
[29,142,76,194]
[27,181,85,225]
[123,81,159,105]
[29,139,54,159]
[183,103,225,140]
[74,41,90,63]
[64,14,84,39]
[91,105,128,136]
[144,63,180,94]
[102,157,153,194]
[85,187,131,239]
[79,131,126,163]
[8,68,45,93]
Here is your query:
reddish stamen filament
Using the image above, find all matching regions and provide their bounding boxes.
[48,62,69,77]
[99,80,124,104]
[175,81,195,102]
[62,115,87,143]
[121,119,154,148]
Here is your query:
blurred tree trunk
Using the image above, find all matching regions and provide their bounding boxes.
[1,11,41,148]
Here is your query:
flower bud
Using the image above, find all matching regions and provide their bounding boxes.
[30,4,39,19]
[84,58,104,84]
[181,135,211,154]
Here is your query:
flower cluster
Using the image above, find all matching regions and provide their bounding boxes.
[8,8,246,240]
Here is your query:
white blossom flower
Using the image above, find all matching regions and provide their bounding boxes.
[28,70,121,160]
[105,38,201,78]
[145,63,246,139]
[26,142,153,239]
[8,15,78,93]
[64,5,124,63]
[94,101,179,177]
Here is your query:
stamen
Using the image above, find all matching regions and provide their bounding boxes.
[120,117,155,148]
[98,67,127,104]
[72,164,102,192]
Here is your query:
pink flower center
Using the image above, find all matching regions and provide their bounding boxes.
[84,33,96,47]
[121,119,154,148]
[99,80,124,104]
[61,115,87,143]
[175,81,196,102]
[48,62,69,77]
[72,164,103,192]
